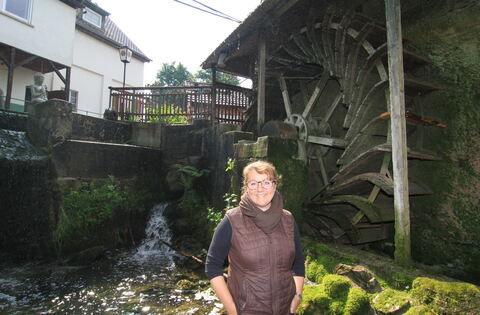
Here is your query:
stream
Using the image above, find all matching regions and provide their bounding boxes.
[0,203,221,314]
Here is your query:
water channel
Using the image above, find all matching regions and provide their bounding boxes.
[0,203,221,314]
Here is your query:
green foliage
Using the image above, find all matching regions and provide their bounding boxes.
[411,277,480,314]
[223,193,238,210]
[178,165,210,190]
[153,62,192,86]
[225,157,235,172]
[206,206,223,226]
[55,176,149,253]
[344,288,370,315]
[371,289,411,314]
[194,69,241,86]
[145,104,188,124]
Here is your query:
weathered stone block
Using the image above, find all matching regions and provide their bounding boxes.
[27,99,72,149]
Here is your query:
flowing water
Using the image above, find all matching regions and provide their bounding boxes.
[0,203,221,314]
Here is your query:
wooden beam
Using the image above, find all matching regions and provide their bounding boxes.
[211,67,217,126]
[257,38,266,133]
[278,76,292,117]
[385,0,411,266]
[308,135,348,148]
[5,47,15,110]
[65,67,71,100]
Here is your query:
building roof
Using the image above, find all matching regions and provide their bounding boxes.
[76,1,151,62]
[59,0,84,9]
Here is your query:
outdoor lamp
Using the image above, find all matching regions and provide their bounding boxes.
[119,45,132,88]
[119,45,132,63]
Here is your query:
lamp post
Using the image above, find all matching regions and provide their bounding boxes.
[119,45,132,88]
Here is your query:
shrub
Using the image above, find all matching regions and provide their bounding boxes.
[55,176,148,253]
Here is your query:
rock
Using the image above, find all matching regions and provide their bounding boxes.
[27,99,72,149]
[334,263,383,293]
[176,279,197,291]
[65,246,106,265]
[411,277,480,314]
[372,288,412,314]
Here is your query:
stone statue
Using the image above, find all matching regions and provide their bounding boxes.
[30,72,48,105]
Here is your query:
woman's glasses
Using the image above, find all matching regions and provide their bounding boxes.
[247,180,274,190]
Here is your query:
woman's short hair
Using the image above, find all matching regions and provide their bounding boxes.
[242,160,282,188]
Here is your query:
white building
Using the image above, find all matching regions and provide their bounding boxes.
[0,0,150,116]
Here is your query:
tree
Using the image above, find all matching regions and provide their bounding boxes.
[194,69,241,86]
[153,62,192,86]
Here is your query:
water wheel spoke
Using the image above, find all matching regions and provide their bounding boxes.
[334,11,354,80]
[343,24,375,106]
[345,79,389,140]
[307,21,327,65]
[292,31,316,62]
[321,195,383,223]
[308,135,347,149]
[321,7,337,75]
[301,71,330,119]
[278,76,293,117]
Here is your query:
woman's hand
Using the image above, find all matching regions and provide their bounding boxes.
[290,294,302,313]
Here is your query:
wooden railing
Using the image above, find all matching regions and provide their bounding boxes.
[109,83,252,125]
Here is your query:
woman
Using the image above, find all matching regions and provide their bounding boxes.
[205,160,305,315]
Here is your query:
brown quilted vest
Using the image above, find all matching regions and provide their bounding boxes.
[225,207,296,315]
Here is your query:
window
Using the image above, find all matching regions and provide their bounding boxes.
[4,0,32,22]
[69,90,78,111]
[82,7,102,28]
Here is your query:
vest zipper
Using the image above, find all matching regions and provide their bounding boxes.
[267,233,277,314]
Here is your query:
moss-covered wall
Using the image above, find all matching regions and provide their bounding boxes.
[234,137,308,225]
[400,0,480,281]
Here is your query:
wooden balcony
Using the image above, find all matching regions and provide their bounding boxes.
[109,82,253,125]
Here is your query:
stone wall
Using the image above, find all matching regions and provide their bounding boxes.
[401,0,480,282]
[72,113,132,144]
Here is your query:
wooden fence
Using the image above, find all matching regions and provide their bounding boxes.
[109,83,252,125]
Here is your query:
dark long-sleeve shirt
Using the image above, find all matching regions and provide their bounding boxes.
[205,216,305,280]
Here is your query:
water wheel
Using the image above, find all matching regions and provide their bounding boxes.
[264,6,443,245]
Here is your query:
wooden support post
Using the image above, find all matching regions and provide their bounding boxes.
[385,0,411,266]
[5,47,16,110]
[211,67,217,126]
[257,38,266,133]
[65,67,71,100]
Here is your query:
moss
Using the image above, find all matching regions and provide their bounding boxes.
[329,300,345,314]
[306,258,329,283]
[176,279,196,290]
[266,137,308,225]
[402,0,480,282]
[411,277,480,314]
[344,287,370,315]
[297,285,331,315]
[304,239,359,272]
[404,305,438,315]
[321,274,351,299]
[372,289,412,314]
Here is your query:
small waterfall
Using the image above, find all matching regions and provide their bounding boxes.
[130,203,176,265]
